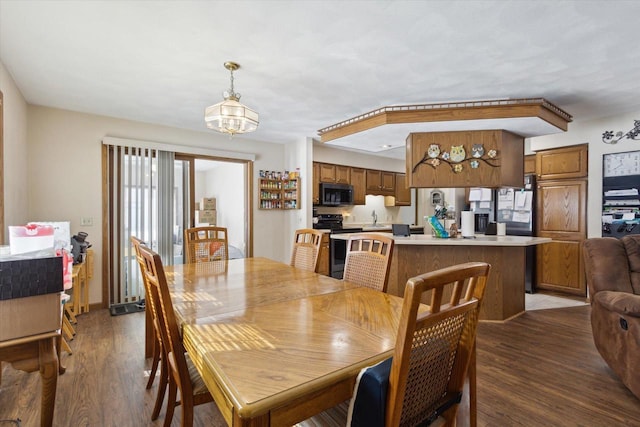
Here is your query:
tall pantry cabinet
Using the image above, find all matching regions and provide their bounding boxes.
[535,144,588,296]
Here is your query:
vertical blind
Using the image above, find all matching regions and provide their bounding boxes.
[106,144,174,306]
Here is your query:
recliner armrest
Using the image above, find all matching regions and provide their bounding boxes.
[594,290,640,318]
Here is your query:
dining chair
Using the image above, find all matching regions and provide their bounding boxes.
[184,226,229,263]
[299,261,490,427]
[343,233,394,292]
[131,236,167,421]
[290,228,324,272]
[137,244,214,427]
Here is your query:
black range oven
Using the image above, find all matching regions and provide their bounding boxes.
[313,214,363,279]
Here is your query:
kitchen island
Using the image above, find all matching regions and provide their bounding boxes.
[331,233,551,321]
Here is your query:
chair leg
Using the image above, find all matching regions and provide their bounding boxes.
[181,392,194,427]
[146,335,161,389]
[163,380,178,427]
[61,336,73,355]
[65,303,77,324]
[469,342,477,427]
[151,351,168,421]
[62,318,75,341]
[63,313,76,335]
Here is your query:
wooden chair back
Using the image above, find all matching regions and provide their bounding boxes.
[137,245,195,403]
[184,226,229,263]
[290,228,323,272]
[130,236,167,420]
[386,262,491,427]
[343,233,394,292]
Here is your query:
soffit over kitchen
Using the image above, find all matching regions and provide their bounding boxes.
[317,98,572,160]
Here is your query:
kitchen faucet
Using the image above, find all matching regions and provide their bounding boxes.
[372,210,377,226]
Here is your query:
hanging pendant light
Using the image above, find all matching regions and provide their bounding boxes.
[205,61,259,135]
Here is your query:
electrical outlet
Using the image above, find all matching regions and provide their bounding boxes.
[81,217,93,226]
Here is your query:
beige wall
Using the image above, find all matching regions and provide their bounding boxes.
[313,143,406,172]
[26,105,288,307]
[0,61,29,240]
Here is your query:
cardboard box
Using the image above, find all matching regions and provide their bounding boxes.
[0,293,62,341]
[201,197,217,210]
[195,209,217,225]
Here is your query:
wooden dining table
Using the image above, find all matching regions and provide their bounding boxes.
[163,257,407,427]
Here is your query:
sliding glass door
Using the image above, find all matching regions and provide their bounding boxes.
[105,145,191,307]
[103,141,252,309]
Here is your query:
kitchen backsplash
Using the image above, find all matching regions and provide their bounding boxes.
[315,195,416,225]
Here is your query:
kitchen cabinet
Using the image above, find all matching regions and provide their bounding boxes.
[524,154,536,175]
[350,167,366,205]
[534,144,588,296]
[312,162,405,204]
[536,178,587,295]
[394,173,411,206]
[312,162,320,205]
[335,165,350,184]
[385,173,412,206]
[316,162,349,184]
[319,163,336,183]
[536,144,588,180]
[366,169,395,196]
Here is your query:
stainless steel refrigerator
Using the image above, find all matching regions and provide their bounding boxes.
[495,174,536,236]
[494,174,537,292]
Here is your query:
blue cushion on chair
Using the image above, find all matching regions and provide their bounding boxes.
[346,357,392,427]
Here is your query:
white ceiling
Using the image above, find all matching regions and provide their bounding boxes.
[1,1,640,159]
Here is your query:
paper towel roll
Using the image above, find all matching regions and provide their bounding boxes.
[461,211,475,237]
[497,222,506,236]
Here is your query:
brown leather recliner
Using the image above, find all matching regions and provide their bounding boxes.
[583,235,640,400]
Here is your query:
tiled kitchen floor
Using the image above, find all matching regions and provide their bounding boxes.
[525,292,589,311]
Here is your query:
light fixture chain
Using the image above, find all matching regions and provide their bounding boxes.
[229,67,235,96]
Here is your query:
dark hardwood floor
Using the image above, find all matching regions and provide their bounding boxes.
[1,305,639,426]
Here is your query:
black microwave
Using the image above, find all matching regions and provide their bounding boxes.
[319,183,354,206]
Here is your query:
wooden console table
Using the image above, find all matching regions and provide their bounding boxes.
[0,331,60,427]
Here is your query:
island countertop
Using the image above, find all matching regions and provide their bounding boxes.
[330,233,551,247]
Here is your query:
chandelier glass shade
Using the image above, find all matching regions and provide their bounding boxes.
[205,61,259,135]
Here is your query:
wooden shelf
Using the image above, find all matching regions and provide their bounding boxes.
[259,175,300,210]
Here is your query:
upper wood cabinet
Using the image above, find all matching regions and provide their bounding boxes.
[319,163,336,183]
[381,171,395,193]
[536,144,588,180]
[394,173,411,206]
[335,165,350,184]
[350,167,366,205]
[312,162,403,203]
[317,162,349,184]
[524,154,536,175]
[366,170,395,196]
